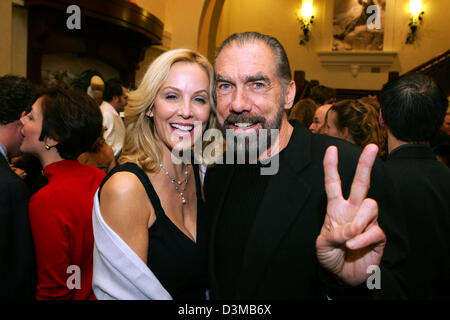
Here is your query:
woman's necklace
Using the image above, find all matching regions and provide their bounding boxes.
[159,163,189,204]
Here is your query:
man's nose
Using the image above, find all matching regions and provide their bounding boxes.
[230,88,251,113]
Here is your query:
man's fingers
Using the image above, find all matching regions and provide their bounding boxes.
[352,198,379,234]
[324,145,343,202]
[322,198,379,247]
[346,198,384,250]
[321,222,355,246]
[348,144,378,206]
[346,224,386,251]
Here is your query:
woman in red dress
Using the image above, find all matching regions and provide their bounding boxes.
[20,87,105,300]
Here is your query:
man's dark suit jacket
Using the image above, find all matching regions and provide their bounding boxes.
[385,144,450,299]
[0,154,36,299]
[205,121,409,299]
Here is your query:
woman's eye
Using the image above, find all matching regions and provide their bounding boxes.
[194,96,207,104]
[166,93,177,100]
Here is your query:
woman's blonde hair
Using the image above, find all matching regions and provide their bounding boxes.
[119,49,217,172]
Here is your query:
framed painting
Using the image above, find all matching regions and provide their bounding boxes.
[333,0,386,51]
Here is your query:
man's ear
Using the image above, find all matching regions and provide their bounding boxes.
[284,80,296,111]
[111,96,119,105]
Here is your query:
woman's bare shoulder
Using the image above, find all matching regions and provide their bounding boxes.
[100,171,151,223]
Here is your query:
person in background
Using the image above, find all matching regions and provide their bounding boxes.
[100,79,128,158]
[323,99,387,158]
[119,86,130,119]
[358,95,380,112]
[441,105,450,135]
[10,154,47,195]
[78,128,116,173]
[380,73,450,299]
[87,75,105,106]
[309,85,336,106]
[430,129,450,167]
[0,75,37,300]
[308,103,332,134]
[288,98,318,129]
[20,86,105,300]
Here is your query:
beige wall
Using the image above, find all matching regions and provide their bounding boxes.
[165,0,205,49]
[134,0,166,23]
[0,0,13,76]
[135,0,206,49]
[216,0,450,90]
[7,0,446,91]
[134,0,207,85]
[1,0,28,77]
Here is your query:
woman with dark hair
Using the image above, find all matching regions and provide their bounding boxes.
[323,99,387,158]
[288,98,318,128]
[77,128,116,173]
[20,86,106,300]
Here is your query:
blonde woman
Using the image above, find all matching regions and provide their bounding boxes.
[92,49,216,300]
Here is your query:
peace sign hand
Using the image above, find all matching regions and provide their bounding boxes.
[316,144,386,286]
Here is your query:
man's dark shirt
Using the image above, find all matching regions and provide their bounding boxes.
[215,162,271,299]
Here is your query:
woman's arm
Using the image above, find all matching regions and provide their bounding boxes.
[99,172,153,263]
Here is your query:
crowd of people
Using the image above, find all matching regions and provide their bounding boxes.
[0,31,449,301]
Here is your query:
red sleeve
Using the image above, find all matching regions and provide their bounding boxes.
[29,192,74,300]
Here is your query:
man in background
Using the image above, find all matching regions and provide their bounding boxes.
[380,73,450,299]
[100,79,128,158]
[0,75,37,299]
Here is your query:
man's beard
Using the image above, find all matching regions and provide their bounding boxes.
[219,104,284,161]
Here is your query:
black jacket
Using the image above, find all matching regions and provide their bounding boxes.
[205,121,409,299]
[385,144,450,299]
[0,155,36,300]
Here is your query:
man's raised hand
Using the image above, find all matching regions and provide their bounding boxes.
[316,144,386,286]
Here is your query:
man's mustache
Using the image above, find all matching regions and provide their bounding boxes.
[223,113,266,127]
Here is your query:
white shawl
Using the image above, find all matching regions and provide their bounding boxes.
[92,189,172,300]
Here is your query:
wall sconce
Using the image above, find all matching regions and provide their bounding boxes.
[297,1,315,45]
[406,0,424,44]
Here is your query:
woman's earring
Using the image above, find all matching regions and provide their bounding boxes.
[45,144,51,150]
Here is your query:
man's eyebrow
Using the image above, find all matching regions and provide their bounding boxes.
[215,75,233,83]
[215,73,271,85]
[245,73,271,84]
